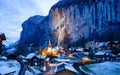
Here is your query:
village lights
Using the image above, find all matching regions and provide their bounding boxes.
[82,57,91,64]
[35,62,37,66]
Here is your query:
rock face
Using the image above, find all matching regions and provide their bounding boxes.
[49,0,120,47]
[18,0,120,50]
[18,15,50,48]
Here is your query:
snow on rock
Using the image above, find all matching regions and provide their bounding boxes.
[0,60,20,75]
[81,62,120,75]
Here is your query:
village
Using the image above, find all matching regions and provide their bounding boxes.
[0,33,120,75]
[0,34,120,75]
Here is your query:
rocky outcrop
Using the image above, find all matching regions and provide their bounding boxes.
[18,0,120,50]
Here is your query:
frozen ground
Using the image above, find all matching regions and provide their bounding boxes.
[81,62,120,75]
[0,60,20,75]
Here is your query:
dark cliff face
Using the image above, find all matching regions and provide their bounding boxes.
[49,0,120,47]
[19,15,50,48]
[18,0,120,50]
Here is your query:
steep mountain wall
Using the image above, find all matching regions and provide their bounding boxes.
[18,0,120,49]
[49,0,120,47]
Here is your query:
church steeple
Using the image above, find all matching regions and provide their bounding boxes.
[48,40,52,47]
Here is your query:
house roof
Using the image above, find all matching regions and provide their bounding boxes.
[55,59,70,62]
[26,53,45,59]
[54,62,78,73]
[95,52,105,55]
[18,55,25,59]
[26,53,36,59]
[76,48,84,51]
[1,56,7,60]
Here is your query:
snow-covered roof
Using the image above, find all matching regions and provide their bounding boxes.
[83,52,89,55]
[117,53,120,56]
[0,66,15,75]
[68,47,76,51]
[55,58,70,62]
[18,55,25,59]
[26,53,45,59]
[76,48,84,51]
[95,52,105,55]
[99,42,107,47]
[54,62,78,73]
[1,56,7,60]
[46,58,50,61]
[36,55,45,59]
[26,53,36,59]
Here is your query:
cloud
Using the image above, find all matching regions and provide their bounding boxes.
[0,0,59,43]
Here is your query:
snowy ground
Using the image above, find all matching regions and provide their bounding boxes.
[81,62,120,75]
[25,66,42,75]
[0,60,20,75]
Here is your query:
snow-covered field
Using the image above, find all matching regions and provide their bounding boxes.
[0,60,20,75]
[81,62,120,75]
[25,66,42,75]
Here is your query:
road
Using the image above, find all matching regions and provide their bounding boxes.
[16,59,26,75]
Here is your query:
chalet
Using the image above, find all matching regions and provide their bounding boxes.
[26,53,45,71]
[54,62,78,75]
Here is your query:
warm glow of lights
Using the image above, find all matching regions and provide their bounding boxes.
[47,46,52,55]
[82,57,91,64]
[60,49,64,52]
[51,48,57,56]
[69,54,74,58]
[49,62,57,66]
[112,44,116,47]
[40,47,47,56]
[35,62,37,66]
